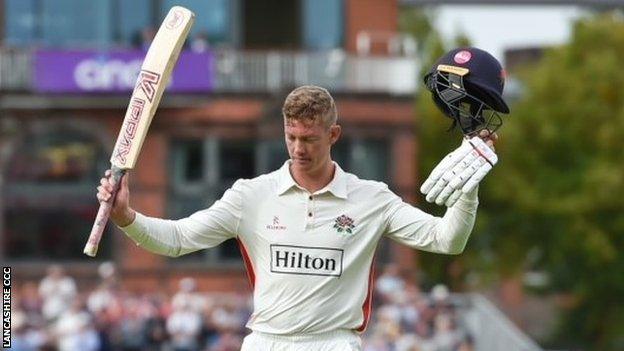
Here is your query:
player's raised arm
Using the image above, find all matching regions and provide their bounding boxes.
[383,181,479,255]
[113,179,244,258]
[384,47,509,255]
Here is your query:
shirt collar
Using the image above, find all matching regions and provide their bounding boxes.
[276,160,348,199]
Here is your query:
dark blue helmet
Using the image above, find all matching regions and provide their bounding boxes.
[424,47,510,136]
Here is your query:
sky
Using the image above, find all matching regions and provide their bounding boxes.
[432,5,588,64]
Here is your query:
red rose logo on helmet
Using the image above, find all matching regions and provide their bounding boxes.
[454,50,472,64]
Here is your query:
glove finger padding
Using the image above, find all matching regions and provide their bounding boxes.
[435,183,456,205]
[462,162,493,193]
[420,139,473,195]
[444,189,463,207]
[422,136,498,207]
[461,136,497,193]
[434,153,483,205]
[448,151,480,189]
[435,155,488,205]
[451,154,486,190]
[426,178,447,203]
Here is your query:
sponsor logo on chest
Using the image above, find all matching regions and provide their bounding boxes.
[270,244,343,277]
[266,216,286,231]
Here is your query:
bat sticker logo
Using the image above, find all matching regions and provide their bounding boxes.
[135,70,161,102]
[114,97,146,165]
[166,9,185,29]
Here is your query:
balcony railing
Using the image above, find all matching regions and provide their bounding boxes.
[0,48,418,95]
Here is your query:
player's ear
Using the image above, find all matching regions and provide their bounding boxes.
[329,124,341,145]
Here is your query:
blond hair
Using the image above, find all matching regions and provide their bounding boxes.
[282,85,337,127]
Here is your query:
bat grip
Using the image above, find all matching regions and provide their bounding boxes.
[83,166,126,257]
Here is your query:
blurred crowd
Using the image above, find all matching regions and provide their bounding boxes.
[12,264,249,351]
[11,263,472,351]
[362,265,474,351]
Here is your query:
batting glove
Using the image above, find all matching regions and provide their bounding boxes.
[420,136,498,207]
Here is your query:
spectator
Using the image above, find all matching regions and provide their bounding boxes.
[145,294,169,349]
[38,265,76,321]
[117,296,151,350]
[376,264,405,300]
[87,262,123,350]
[87,278,117,315]
[430,313,464,351]
[53,298,100,351]
[18,282,42,317]
[10,308,45,351]
[172,277,206,312]
[20,264,476,351]
[166,303,203,351]
[431,284,451,306]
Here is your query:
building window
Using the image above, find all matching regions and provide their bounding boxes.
[243,0,301,49]
[4,0,38,46]
[117,0,153,47]
[332,138,389,182]
[241,0,344,50]
[4,0,232,48]
[40,0,113,48]
[255,139,288,174]
[169,138,257,264]
[161,0,232,45]
[302,0,343,50]
[3,124,111,260]
[5,0,115,48]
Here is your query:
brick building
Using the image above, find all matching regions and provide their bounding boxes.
[1,0,420,293]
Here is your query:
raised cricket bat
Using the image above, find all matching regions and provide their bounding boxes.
[83,6,195,256]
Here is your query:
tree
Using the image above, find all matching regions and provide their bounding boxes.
[404,8,624,350]
[476,13,624,350]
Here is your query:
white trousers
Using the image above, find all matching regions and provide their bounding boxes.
[240,329,362,351]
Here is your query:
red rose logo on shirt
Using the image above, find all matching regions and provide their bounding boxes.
[334,215,355,234]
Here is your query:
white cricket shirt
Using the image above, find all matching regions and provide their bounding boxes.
[121,161,479,335]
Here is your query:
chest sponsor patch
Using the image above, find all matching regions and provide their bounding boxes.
[270,244,344,277]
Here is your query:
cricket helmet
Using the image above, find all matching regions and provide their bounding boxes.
[424,47,509,136]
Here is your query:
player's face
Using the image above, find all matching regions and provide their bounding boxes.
[284,119,341,174]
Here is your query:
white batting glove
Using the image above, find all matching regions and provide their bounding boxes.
[420,138,473,196]
[421,136,498,207]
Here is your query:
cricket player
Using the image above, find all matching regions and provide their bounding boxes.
[96,47,508,350]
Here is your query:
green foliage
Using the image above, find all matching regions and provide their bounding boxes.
[403,8,624,350]
[482,13,624,350]
[480,14,624,350]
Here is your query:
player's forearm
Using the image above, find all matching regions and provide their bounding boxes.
[435,186,479,254]
[118,212,186,256]
[120,212,222,257]
[118,208,236,257]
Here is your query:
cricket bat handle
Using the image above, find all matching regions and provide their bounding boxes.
[83,166,126,257]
